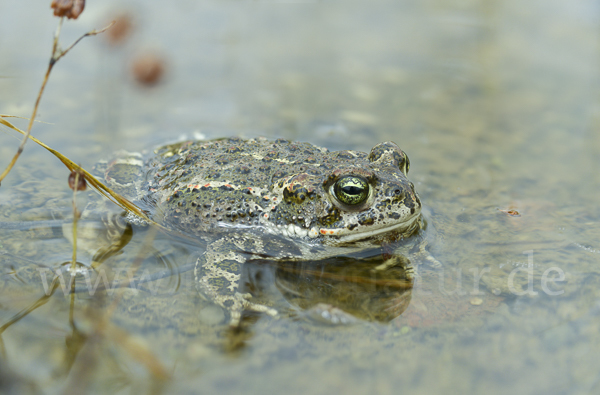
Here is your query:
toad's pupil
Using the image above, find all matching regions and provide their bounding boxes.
[342,185,363,195]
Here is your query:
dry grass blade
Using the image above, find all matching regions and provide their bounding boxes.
[0,116,156,225]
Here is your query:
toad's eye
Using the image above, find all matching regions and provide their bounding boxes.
[333,176,370,206]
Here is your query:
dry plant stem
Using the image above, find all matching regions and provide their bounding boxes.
[69,171,81,326]
[0,19,115,185]
[70,172,82,271]
[0,19,63,186]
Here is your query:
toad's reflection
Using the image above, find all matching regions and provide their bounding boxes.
[274,256,413,324]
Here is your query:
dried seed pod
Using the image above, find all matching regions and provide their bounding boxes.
[68,170,87,191]
[131,53,166,86]
[50,0,85,19]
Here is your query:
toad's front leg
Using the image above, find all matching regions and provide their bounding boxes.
[194,236,277,327]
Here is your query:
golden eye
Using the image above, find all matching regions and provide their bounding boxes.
[333,176,369,206]
[405,156,410,174]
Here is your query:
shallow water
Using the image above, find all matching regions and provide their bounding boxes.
[1,0,600,394]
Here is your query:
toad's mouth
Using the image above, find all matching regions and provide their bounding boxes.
[317,212,421,244]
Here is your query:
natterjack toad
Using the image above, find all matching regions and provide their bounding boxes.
[96,137,423,326]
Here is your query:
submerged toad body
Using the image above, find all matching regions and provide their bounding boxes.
[101,137,423,325]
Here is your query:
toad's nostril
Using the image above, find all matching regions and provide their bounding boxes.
[396,190,405,201]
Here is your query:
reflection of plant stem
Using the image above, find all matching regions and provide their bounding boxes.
[61,225,170,393]
[0,278,61,358]
[0,18,114,185]
[105,227,159,317]
[0,226,169,386]
[106,226,170,380]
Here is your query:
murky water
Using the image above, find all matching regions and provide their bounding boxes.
[1,0,600,394]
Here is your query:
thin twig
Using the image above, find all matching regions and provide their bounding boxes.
[0,19,114,186]
[56,22,115,64]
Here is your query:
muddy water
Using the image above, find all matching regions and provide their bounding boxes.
[1,0,600,394]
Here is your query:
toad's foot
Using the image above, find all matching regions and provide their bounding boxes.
[227,292,277,327]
